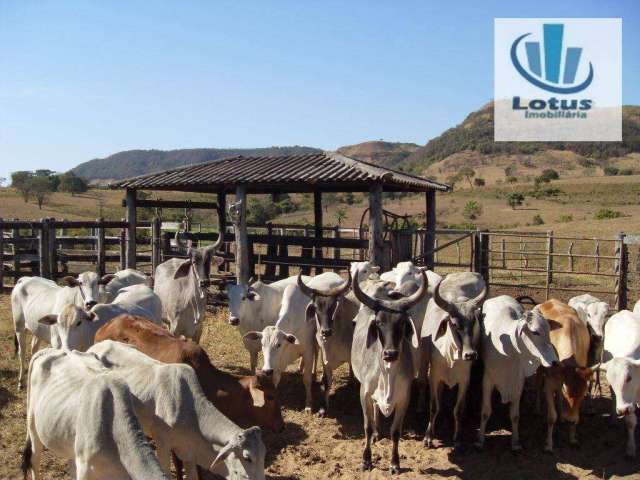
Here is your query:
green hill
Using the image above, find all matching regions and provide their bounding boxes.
[72,146,322,182]
[336,141,419,169]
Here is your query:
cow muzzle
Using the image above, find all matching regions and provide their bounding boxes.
[463,350,478,361]
[228,316,240,326]
[320,328,333,338]
[262,368,274,377]
[382,350,399,362]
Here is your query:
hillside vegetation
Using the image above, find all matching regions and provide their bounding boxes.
[337,141,419,169]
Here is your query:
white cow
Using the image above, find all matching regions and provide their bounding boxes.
[99,268,149,303]
[380,261,442,293]
[11,271,115,389]
[243,274,346,413]
[38,285,162,353]
[23,348,169,480]
[476,295,559,451]
[89,340,267,479]
[600,310,640,457]
[350,261,381,282]
[154,233,224,342]
[568,294,610,338]
[633,299,640,316]
[227,275,311,372]
[421,272,487,449]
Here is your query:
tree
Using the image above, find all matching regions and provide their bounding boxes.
[507,192,525,209]
[446,173,462,189]
[246,198,278,225]
[11,171,34,202]
[473,178,486,187]
[59,172,89,196]
[459,166,476,189]
[538,169,559,182]
[463,200,482,220]
[343,192,355,205]
[28,176,54,210]
[336,207,347,225]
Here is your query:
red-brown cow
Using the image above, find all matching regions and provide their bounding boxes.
[538,299,595,452]
[94,314,284,433]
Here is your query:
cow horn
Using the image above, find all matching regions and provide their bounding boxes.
[298,271,352,298]
[352,269,382,312]
[471,283,488,306]
[208,229,224,252]
[433,279,459,318]
[375,269,428,312]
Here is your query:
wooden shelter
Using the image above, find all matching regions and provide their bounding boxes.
[110,152,450,283]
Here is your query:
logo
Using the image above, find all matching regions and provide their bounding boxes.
[510,23,593,94]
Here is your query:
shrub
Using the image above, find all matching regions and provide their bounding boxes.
[506,176,518,184]
[539,169,560,181]
[619,168,634,176]
[594,208,623,220]
[27,176,54,210]
[473,178,486,187]
[558,214,573,223]
[507,192,525,209]
[532,214,544,225]
[463,200,482,220]
[59,172,89,196]
[604,166,619,176]
[528,187,563,199]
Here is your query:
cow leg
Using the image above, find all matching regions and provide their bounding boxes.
[624,411,637,458]
[249,349,258,373]
[510,397,522,451]
[475,375,493,449]
[544,382,557,452]
[155,439,172,476]
[389,393,409,475]
[416,349,428,413]
[534,369,544,415]
[609,386,617,424]
[31,335,42,356]
[318,365,333,418]
[453,378,469,450]
[302,352,314,414]
[192,322,204,344]
[372,404,381,442]
[26,422,43,480]
[184,461,198,480]
[424,380,442,448]
[16,331,27,390]
[297,356,305,374]
[360,386,374,471]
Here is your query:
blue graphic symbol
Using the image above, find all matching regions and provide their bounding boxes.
[511,23,593,94]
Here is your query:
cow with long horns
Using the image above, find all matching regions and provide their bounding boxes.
[297,271,357,416]
[421,271,487,450]
[153,231,224,342]
[351,268,427,474]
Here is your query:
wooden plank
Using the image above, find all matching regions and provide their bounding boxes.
[368,183,385,269]
[125,189,137,269]
[425,189,436,269]
[257,254,352,269]
[119,219,126,270]
[39,218,50,278]
[616,232,628,310]
[314,191,323,274]
[151,217,161,275]
[0,218,4,288]
[233,185,249,284]
[97,218,106,276]
[122,198,218,210]
[265,224,276,278]
[545,230,553,300]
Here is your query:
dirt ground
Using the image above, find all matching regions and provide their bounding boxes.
[1,293,638,480]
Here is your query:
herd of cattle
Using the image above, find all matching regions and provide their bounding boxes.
[8,233,640,479]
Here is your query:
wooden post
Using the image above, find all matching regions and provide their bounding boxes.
[151,216,161,276]
[13,221,20,278]
[368,183,385,269]
[96,218,106,276]
[278,242,289,278]
[615,232,628,311]
[0,218,4,289]
[39,218,50,279]
[119,218,127,271]
[314,191,323,274]
[265,224,276,278]
[217,192,226,236]
[545,230,554,300]
[48,218,57,278]
[595,241,600,272]
[480,230,490,287]
[232,185,249,284]
[125,189,137,269]
[333,226,341,266]
[568,242,574,272]
[501,238,506,268]
[425,189,436,270]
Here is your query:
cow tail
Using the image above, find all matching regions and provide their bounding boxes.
[21,436,32,480]
[14,333,19,356]
[515,295,538,306]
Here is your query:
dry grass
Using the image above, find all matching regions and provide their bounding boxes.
[1,293,639,479]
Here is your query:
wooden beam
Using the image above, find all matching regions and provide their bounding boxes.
[217,192,226,235]
[425,189,436,270]
[368,183,385,268]
[233,185,249,284]
[125,189,137,269]
[314,191,323,274]
[122,198,218,210]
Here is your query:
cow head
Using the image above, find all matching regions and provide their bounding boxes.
[209,425,266,480]
[555,365,596,424]
[515,308,559,367]
[349,261,380,282]
[298,272,351,339]
[243,326,298,387]
[353,268,426,363]
[61,271,116,310]
[583,301,610,338]
[227,279,262,326]
[173,232,224,289]
[244,373,284,433]
[601,358,640,417]
[38,303,99,352]
[432,279,487,361]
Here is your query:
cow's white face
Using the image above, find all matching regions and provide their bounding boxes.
[243,326,297,387]
[227,282,262,326]
[518,310,558,367]
[603,357,640,417]
[585,301,610,337]
[210,426,266,480]
[38,304,98,352]
[62,271,117,309]
[350,261,379,282]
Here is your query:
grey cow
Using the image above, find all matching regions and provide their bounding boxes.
[351,269,427,475]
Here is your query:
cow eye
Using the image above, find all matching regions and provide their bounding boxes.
[531,331,540,336]
[76,321,82,327]
[276,344,281,349]
[627,375,632,383]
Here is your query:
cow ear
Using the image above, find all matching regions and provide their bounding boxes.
[434,318,448,341]
[249,382,266,408]
[305,303,316,323]
[61,276,79,287]
[285,334,298,344]
[173,259,193,279]
[39,314,58,325]
[547,319,563,331]
[366,321,378,349]
[98,274,117,286]
[246,289,261,301]
[406,317,419,349]
[243,331,263,342]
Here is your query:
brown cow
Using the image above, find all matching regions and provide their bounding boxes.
[538,299,595,452]
[94,314,284,433]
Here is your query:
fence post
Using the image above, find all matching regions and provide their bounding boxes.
[568,242,574,272]
[13,221,20,278]
[501,238,506,268]
[96,218,106,276]
[615,232,628,311]
[473,231,481,273]
[0,218,4,289]
[595,241,600,272]
[48,218,57,278]
[151,216,161,276]
[119,218,127,271]
[333,226,341,270]
[480,231,490,287]
[545,230,554,300]
[264,224,276,279]
[39,218,50,279]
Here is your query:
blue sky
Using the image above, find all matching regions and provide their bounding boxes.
[1,0,639,182]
